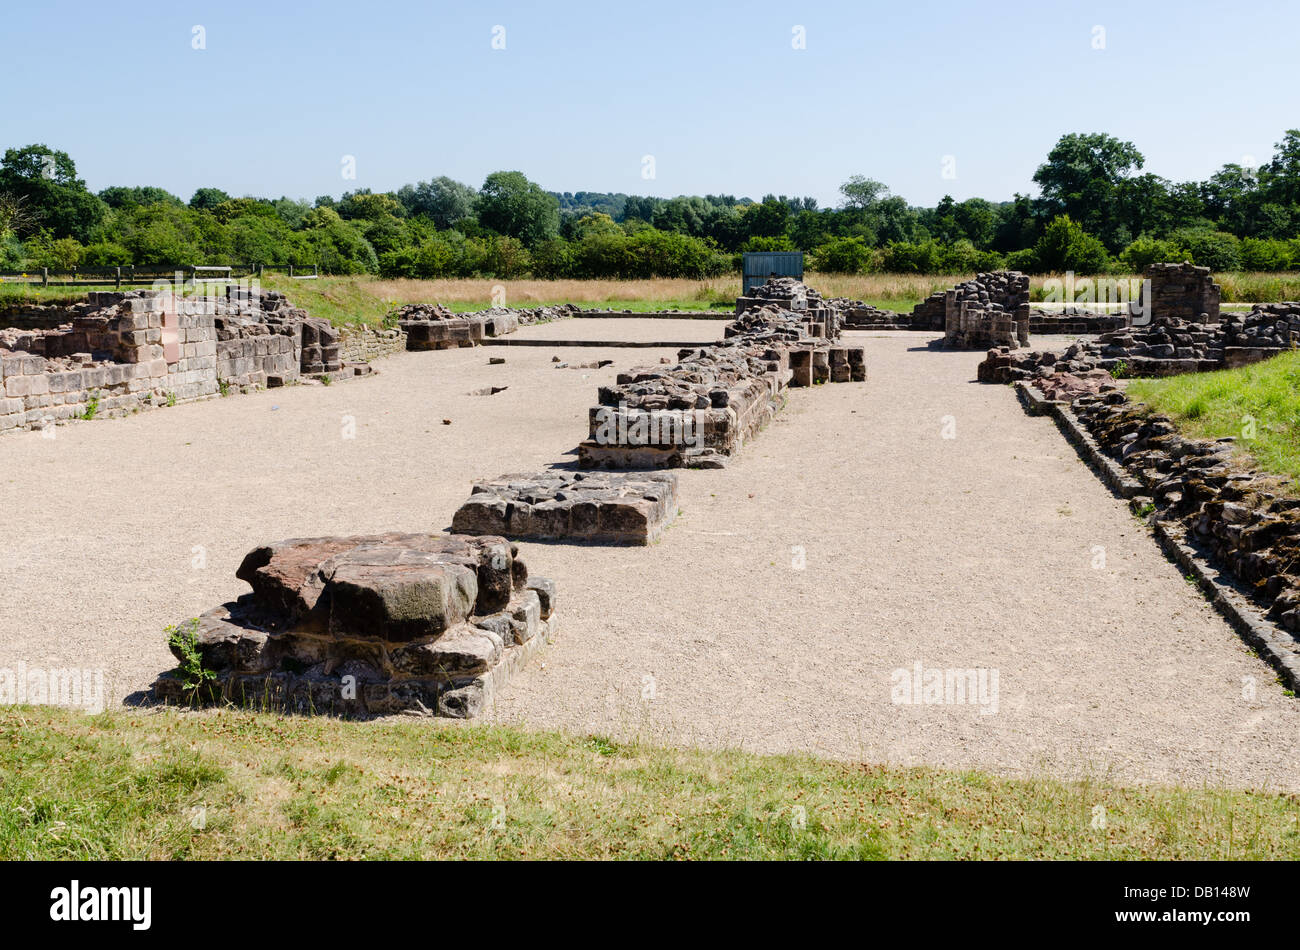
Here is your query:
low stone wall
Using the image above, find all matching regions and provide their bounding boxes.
[0,286,382,433]
[338,324,406,363]
[152,532,557,719]
[216,321,299,392]
[1027,310,1129,335]
[0,304,83,331]
[1,292,218,431]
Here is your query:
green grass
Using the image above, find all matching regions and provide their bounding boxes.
[1,706,1297,859]
[1128,349,1300,484]
[0,281,95,307]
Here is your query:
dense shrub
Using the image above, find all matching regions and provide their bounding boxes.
[812,237,871,273]
[1032,216,1112,274]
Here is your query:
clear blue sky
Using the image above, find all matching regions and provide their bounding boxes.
[4,0,1295,208]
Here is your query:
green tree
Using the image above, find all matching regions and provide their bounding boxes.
[189,187,232,211]
[98,186,183,209]
[838,176,888,210]
[1032,215,1112,273]
[1033,133,1144,249]
[477,171,560,245]
[0,145,107,242]
[812,237,871,273]
[398,176,477,229]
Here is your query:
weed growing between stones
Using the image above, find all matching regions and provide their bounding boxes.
[164,619,218,703]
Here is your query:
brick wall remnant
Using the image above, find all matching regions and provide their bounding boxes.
[1143,262,1222,324]
[934,271,1031,349]
[1,286,373,433]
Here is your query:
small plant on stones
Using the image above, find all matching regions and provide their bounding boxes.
[166,391,177,407]
[81,393,100,420]
[165,618,218,702]
[321,373,332,386]
[1110,359,1129,380]
[218,380,231,398]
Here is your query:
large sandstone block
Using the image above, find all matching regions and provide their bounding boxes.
[452,471,679,545]
[154,532,556,718]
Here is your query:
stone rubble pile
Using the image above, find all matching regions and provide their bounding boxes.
[734,277,840,336]
[452,471,679,545]
[978,303,1300,383]
[152,532,557,718]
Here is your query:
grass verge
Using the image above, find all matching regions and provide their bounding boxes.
[1127,349,1300,485]
[2,706,1297,860]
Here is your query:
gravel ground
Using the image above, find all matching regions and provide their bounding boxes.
[2,327,1298,790]
[511,317,725,343]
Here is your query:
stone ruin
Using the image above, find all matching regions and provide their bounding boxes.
[978,302,1300,383]
[441,279,863,552]
[576,285,865,470]
[153,532,555,719]
[452,471,679,545]
[1142,262,1221,324]
[0,287,373,433]
[829,298,912,330]
[924,271,1031,350]
[734,276,841,337]
[397,302,578,350]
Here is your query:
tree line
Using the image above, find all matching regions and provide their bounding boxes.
[2,130,1299,279]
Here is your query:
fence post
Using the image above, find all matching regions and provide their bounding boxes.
[42,267,48,287]
[289,264,294,278]
[115,266,122,290]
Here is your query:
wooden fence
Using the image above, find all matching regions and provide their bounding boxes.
[0,263,319,288]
